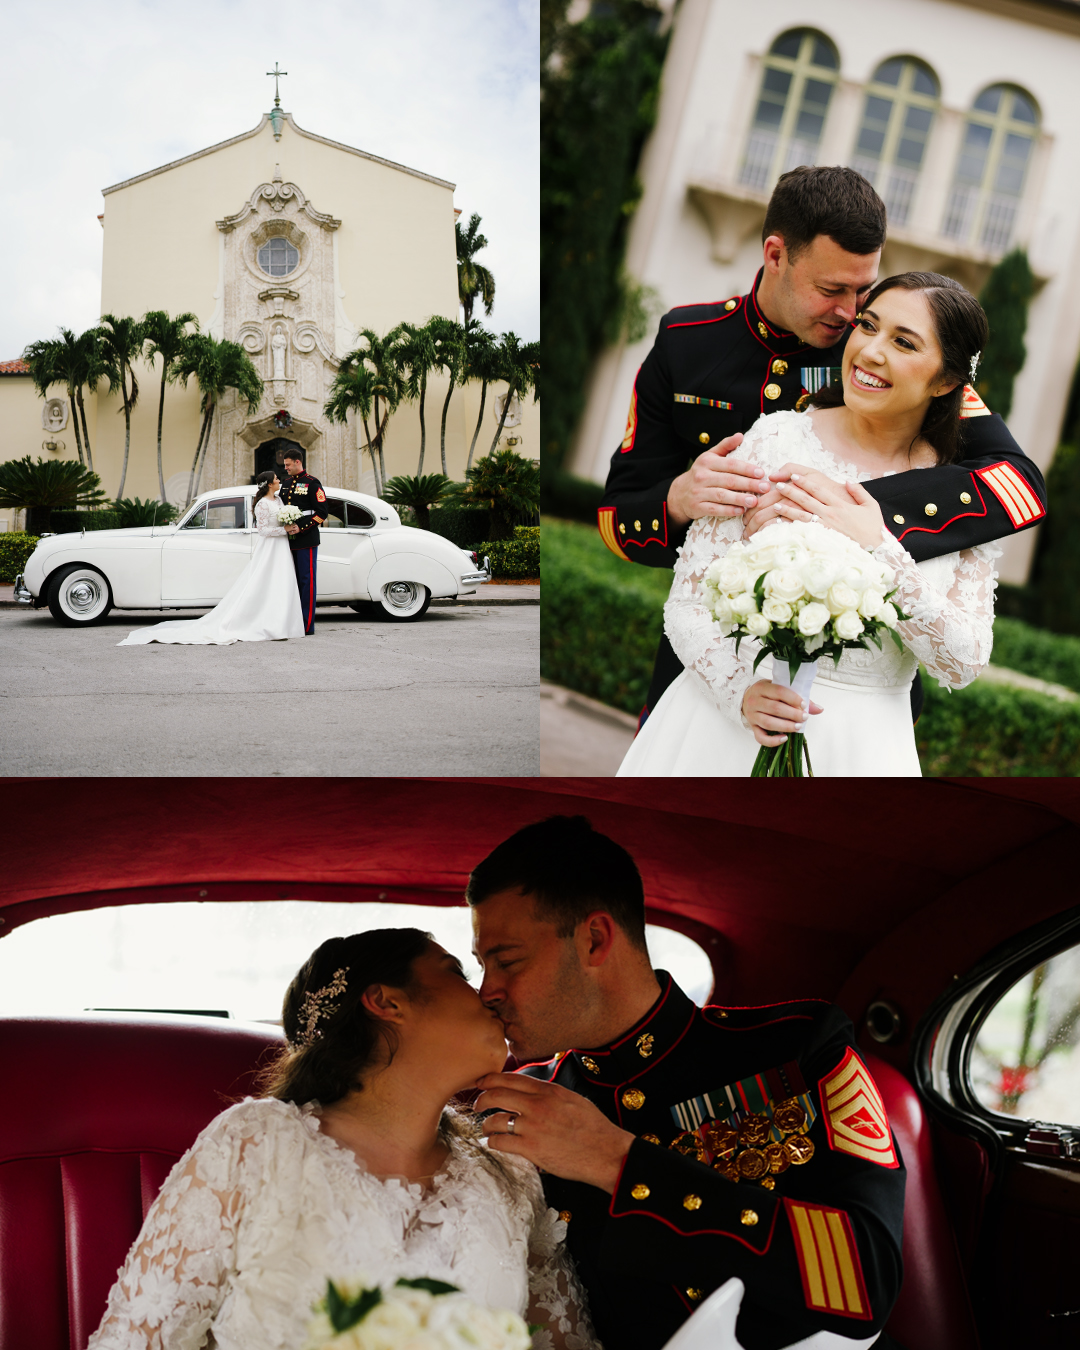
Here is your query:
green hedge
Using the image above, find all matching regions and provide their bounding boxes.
[429,505,491,548]
[544,516,1080,774]
[0,534,41,583]
[478,526,539,580]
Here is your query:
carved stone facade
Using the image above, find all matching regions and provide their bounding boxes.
[205,167,359,490]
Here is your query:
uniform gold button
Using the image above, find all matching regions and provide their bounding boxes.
[634,520,641,531]
[771,359,788,375]
[630,1183,650,1200]
[559,1210,572,1223]
[686,1288,702,1301]
[758,322,768,338]
[698,432,710,444]
[618,523,626,535]
[683,1194,703,1211]
[651,519,659,531]
[761,1177,776,1190]
[641,1134,661,1145]
[741,1209,759,1226]
[960,491,971,504]
[924,503,938,516]
[725,299,737,311]
[622,1088,646,1110]
[637,1033,655,1058]
[581,1056,600,1074]
[764,383,782,400]
[716,1010,728,1020]
[893,514,905,525]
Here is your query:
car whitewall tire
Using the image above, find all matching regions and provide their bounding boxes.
[376,581,431,622]
[47,565,114,626]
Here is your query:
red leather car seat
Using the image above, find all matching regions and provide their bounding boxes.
[866,1052,981,1350]
[0,1014,282,1350]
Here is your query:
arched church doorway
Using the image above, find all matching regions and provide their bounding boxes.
[254,437,305,480]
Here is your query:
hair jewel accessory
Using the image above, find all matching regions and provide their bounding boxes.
[970,352,981,382]
[291,966,350,1050]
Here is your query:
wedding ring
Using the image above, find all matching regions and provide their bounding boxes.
[506,1115,517,1135]
[809,513,821,523]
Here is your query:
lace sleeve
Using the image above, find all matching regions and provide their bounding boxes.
[873,533,998,689]
[521,1171,601,1350]
[256,498,287,537]
[87,1119,250,1350]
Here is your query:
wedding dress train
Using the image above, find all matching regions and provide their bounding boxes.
[618,410,1001,777]
[117,497,305,646]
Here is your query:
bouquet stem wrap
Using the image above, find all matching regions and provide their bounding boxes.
[751,659,818,777]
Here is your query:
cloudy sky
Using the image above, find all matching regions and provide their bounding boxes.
[0,0,537,360]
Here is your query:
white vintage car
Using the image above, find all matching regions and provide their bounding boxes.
[14,486,490,626]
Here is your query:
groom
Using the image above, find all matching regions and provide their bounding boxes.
[470,816,907,1350]
[280,449,326,635]
[601,165,1047,727]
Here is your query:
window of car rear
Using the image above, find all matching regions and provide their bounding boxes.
[346,502,376,528]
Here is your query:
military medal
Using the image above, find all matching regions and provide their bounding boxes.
[784,1133,815,1165]
[737,1148,768,1180]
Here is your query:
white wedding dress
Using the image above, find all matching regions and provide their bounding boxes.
[118,497,305,646]
[87,1097,597,1350]
[618,409,1000,777]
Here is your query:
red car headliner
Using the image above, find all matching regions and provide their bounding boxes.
[5,779,1079,1068]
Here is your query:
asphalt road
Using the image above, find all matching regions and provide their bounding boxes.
[0,604,538,776]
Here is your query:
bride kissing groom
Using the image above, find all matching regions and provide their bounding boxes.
[603,164,1046,776]
[88,815,904,1350]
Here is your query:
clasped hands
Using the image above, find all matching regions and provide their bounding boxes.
[475,1073,635,1195]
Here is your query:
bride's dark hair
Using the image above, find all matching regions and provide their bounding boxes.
[251,470,278,518]
[807,271,989,465]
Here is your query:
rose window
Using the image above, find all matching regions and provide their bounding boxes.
[257,237,299,277]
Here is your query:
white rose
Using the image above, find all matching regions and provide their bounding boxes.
[761,596,793,624]
[858,588,885,619]
[746,612,771,637]
[716,557,750,593]
[709,594,734,625]
[877,601,899,629]
[826,581,860,616]
[764,567,804,603]
[729,590,758,619]
[834,609,865,641]
[796,602,830,636]
[800,556,841,599]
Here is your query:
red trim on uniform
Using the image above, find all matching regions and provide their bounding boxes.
[667,297,742,312]
[667,311,739,330]
[895,476,987,542]
[622,502,670,551]
[306,552,315,631]
[974,460,1046,527]
[609,1188,781,1253]
[784,1199,873,1321]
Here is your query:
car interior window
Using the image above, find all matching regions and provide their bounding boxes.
[322,499,346,528]
[970,943,1080,1126]
[346,502,376,528]
[181,505,207,530]
[205,498,247,529]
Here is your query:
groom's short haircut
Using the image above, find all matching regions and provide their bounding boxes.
[762,165,887,263]
[466,815,648,951]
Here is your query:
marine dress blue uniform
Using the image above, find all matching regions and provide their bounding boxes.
[280,469,326,634]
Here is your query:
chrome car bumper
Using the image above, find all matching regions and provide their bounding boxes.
[459,556,491,587]
[13,574,34,605]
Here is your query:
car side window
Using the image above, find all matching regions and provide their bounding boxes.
[322,498,347,529]
[346,502,376,529]
[971,942,1080,1125]
[181,505,206,530]
[205,498,247,529]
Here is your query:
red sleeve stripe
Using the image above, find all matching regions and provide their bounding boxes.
[597,507,630,561]
[975,461,1045,527]
[785,1200,872,1321]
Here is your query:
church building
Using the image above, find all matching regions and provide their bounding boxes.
[0,90,534,528]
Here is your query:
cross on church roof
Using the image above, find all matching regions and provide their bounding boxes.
[266,62,288,108]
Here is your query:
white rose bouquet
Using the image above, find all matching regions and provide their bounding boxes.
[277,504,303,526]
[304,1275,533,1350]
[701,520,910,776]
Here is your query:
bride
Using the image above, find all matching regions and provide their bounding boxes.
[88,928,598,1350]
[619,271,999,777]
[117,471,305,646]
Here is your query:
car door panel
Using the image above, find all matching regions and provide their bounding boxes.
[161,498,253,603]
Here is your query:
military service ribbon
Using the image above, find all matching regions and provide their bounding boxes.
[799,367,842,395]
[674,393,733,410]
[671,1060,812,1133]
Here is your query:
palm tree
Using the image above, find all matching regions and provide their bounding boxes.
[428,316,467,478]
[488,333,540,457]
[22,329,105,471]
[462,322,501,472]
[0,456,106,534]
[99,314,143,499]
[324,362,382,495]
[382,473,451,530]
[456,213,496,324]
[66,327,106,473]
[142,311,199,503]
[394,321,440,476]
[21,337,83,466]
[462,447,540,540]
[173,335,264,507]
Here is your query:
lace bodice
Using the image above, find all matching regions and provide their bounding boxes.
[665,410,1000,727]
[88,1098,597,1350]
[255,497,287,537]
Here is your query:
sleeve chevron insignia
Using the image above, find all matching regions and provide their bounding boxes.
[818,1047,898,1168]
[785,1199,872,1320]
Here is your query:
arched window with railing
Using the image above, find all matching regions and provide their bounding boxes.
[850,57,939,226]
[739,30,839,192]
[942,85,1040,252]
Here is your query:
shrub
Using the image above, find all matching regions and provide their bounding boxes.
[1029,441,1080,636]
[429,505,491,548]
[477,525,539,580]
[991,615,1080,694]
[112,497,178,527]
[916,676,1080,776]
[50,511,123,533]
[0,534,41,583]
[382,474,451,530]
